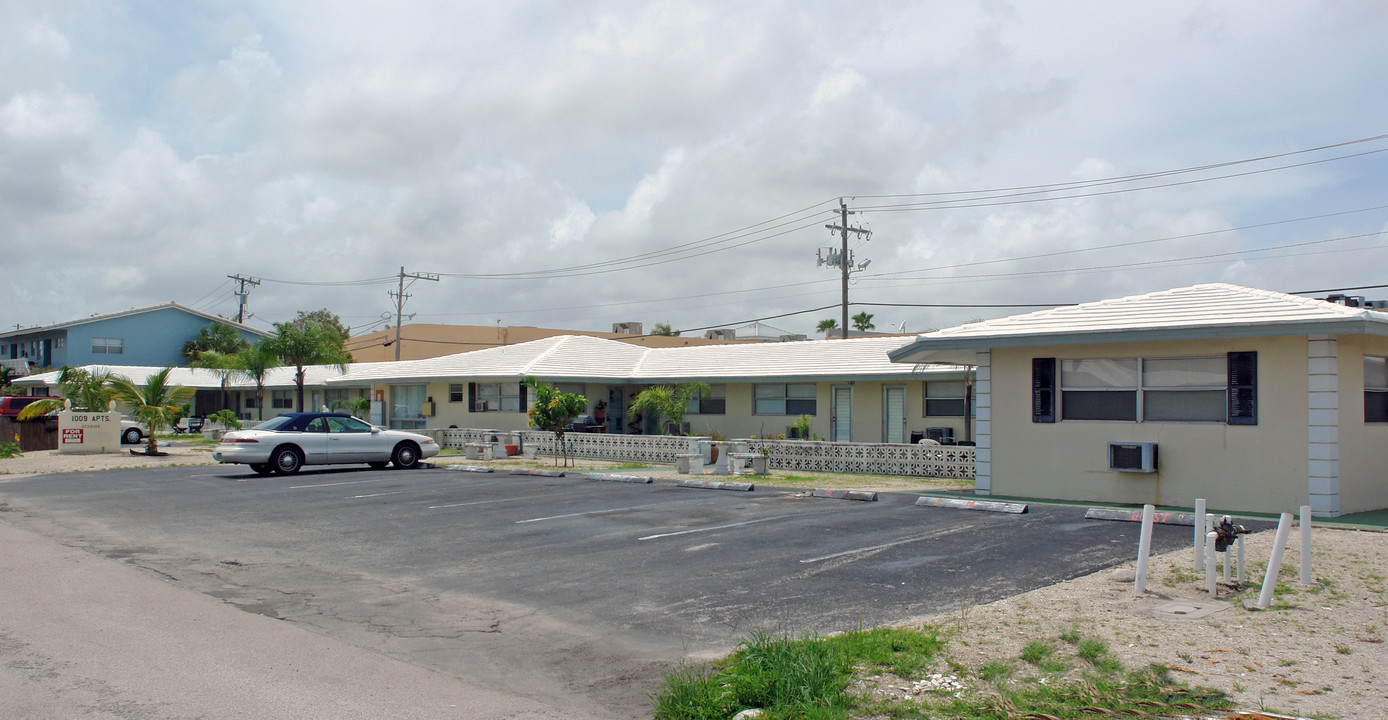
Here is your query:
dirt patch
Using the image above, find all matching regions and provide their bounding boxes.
[901,525,1388,718]
[0,446,218,477]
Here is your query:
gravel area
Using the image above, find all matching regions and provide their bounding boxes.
[5,448,1384,718]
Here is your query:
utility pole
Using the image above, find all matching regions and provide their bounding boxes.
[389,266,439,361]
[821,198,872,339]
[227,274,261,323]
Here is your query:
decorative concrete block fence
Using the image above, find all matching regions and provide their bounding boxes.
[427,427,976,479]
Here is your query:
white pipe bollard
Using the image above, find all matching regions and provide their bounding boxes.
[1135,504,1155,595]
[1193,498,1207,570]
[1257,512,1294,609]
[1300,505,1313,585]
[1206,531,1219,598]
[1236,534,1245,584]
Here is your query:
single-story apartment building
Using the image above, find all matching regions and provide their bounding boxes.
[329,334,971,443]
[889,283,1388,517]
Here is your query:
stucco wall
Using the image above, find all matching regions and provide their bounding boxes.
[62,308,264,368]
[990,336,1310,514]
[1333,335,1388,514]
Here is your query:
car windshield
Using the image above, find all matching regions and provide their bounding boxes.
[252,415,296,431]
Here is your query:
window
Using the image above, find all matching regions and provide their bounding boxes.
[91,337,123,355]
[1366,356,1388,423]
[449,384,464,403]
[55,337,64,349]
[924,381,966,417]
[391,384,427,429]
[245,396,258,409]
[687,384,726,415]
[271,390,294,409]
[1045,355,1250,423]
[471,382,524,412]
[754,383,816,415]
[324,389,360,412]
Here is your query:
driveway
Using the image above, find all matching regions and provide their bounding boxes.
[0,465,1192,718]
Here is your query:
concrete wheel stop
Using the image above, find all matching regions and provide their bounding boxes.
[915,496,1027,514]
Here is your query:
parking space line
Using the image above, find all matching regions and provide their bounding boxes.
[639,514,798,541]
[289,479,377,489]
[799,528,954,564]
[349,491,404,499]
[428,488,588,510]
[517,501,675,524]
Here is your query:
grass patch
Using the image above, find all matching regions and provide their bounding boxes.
[653,626,1230,720]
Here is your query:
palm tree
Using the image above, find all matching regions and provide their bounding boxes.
[851,312,876,332]
[628,383,711,435]
[17,367,117,420]
[109,367,196,455]
[266,321,352,412]
[182,322,251,364]
[234,341,279,421]
[816,318,838,339]
[190,350,240,414]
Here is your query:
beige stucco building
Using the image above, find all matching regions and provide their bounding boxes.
[890,283,1388,517]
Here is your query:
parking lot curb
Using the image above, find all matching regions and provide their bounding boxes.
[810,489,878,502]
[1085,507,1196,526]
[444,465,494,473]
[677,479,754,492]
[511,469,566,477]
[583,473,654,484]
[915,496,1028,514]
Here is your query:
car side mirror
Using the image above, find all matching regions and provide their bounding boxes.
[371,428,381,434]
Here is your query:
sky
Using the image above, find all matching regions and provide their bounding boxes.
[4,0,1388,345]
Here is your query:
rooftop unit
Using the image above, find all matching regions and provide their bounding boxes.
[611,322,643,335]
[704,329,737,341]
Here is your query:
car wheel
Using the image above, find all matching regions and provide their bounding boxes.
[368,461,389,470]
[272,446,303,475]
[122,427,142,445]
[250,463,274,475]
[392,442,421,469]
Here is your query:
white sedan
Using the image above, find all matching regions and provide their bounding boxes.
[213,412,439,475]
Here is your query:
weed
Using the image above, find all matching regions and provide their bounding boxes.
[976,661,1012,681]
[0,440,20,459]
[1335,645,1353,655]
[1076,638,1109,664]
[1019,641,1052,665]
[1058,628,1082,645]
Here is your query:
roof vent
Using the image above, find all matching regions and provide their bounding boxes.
[611,322,643,335]
[778,334,808,342]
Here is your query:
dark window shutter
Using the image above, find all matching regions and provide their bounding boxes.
[1227,351,1257,425]
[468,382,477,412]
[1032,357,1056,423]
[518,383,528,408]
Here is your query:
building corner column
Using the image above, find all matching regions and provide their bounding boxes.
[973,350,992,496]
[1307,335,1340,517]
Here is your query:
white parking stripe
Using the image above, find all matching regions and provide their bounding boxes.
[517,502,668,524]
[349,491,404,499]
[428,488,592,510]
[639,514,797,541]
[799,528,954,564]
[289,479,376,489]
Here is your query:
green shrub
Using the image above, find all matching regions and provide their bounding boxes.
[1019,641,1052,665]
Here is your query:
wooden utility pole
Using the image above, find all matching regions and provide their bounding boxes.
[824,199,871,339]
[390,267,439,360]
[227,274,260,323]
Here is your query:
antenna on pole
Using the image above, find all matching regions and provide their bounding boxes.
[819,198,871,338]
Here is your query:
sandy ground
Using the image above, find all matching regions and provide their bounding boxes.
[3,447,1382,718]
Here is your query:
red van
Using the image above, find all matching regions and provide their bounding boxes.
[0,396,46,418]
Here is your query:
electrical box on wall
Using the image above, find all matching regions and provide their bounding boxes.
[1108,442,1158,473]
[420,401,434,417]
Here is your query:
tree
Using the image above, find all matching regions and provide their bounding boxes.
[628,383,710,435]
[17,367,117,420]
[523,377,587,467]
[291,309,349,344]
[234,341,279,421]
[265,320,353,412]
[652,322,679,336]
[109,367,196,455]
[816,318,838,339]
[182,323,251,364]
[851,312,876,332]
[191,350,240,414]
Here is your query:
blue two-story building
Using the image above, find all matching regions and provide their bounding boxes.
[0,302,270,373]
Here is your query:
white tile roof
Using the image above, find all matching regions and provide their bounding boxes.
[890,283,1388,364]
[13,363,361,391]
[333,334,960,384]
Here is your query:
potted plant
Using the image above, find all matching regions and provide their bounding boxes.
[751,445,770,475]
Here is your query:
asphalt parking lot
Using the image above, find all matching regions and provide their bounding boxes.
[0,465,1193,717]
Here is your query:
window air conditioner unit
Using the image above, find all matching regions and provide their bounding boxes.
[1108,442,1158,473]
[925,427,954,444]
[474,400,489,412]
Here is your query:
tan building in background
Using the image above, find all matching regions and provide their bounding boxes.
[346,323,750,362]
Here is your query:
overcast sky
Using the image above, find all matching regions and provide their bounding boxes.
[4,0,1387,343]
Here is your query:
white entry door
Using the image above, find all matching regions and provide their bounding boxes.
[883,385,906,443]
[832,386,852,442]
